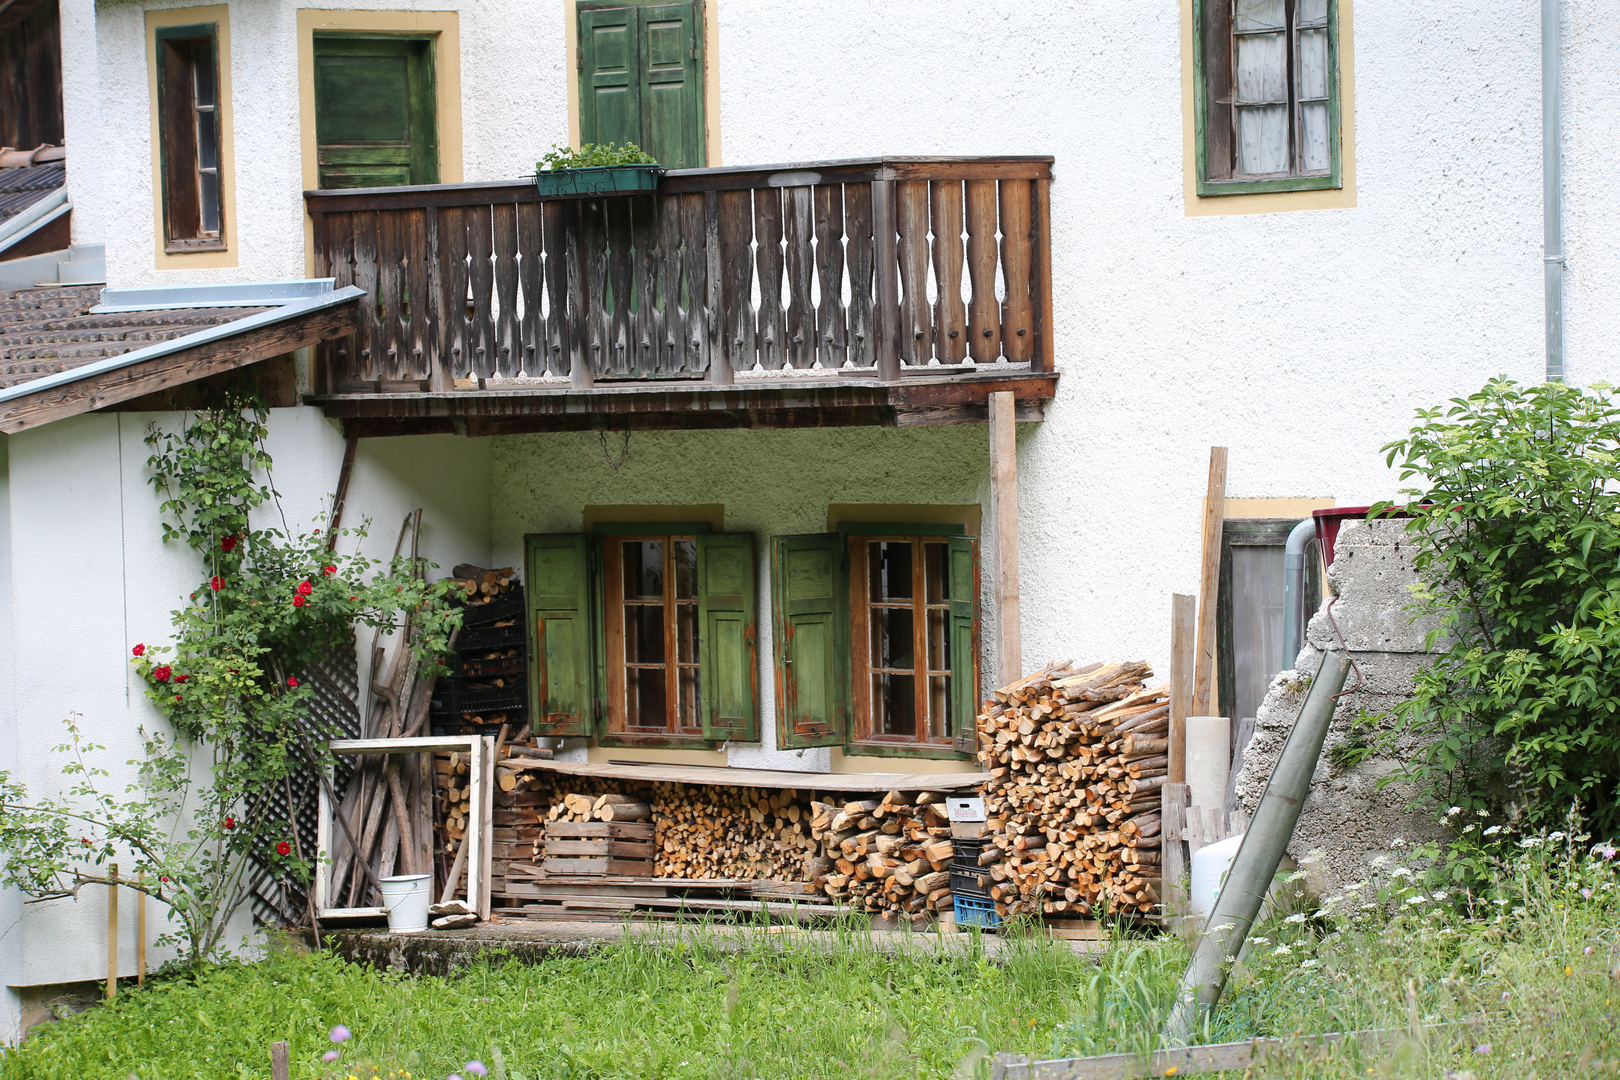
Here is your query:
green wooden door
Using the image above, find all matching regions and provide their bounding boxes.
[771,534,847,749]
[313,35,439,189]
[578,2,704,169]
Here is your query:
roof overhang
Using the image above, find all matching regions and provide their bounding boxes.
[0,285,363,435]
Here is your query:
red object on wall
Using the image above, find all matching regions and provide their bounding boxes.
[1312,505,1415,568]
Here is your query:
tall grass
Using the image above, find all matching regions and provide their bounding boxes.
[2,832,1614,1080]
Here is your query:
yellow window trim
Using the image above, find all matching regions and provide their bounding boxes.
[146,6,238,270]
[1181,0,1357,217]
[297,9,464,275]
[563,0,721,166]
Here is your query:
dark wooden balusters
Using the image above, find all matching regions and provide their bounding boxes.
[304,157,1052,392]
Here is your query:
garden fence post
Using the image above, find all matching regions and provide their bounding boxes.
[106,863,117,999]
[271,1040,290,1080]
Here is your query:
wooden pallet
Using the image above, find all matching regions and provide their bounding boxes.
[537,821,655,877]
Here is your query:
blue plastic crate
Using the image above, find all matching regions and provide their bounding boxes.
[953,894,1002,930]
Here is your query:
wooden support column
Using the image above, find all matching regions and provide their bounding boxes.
[1164,594,1197,931]
[989,391,1021,686]
[1192,447,1228,717]
[106,864,118,999]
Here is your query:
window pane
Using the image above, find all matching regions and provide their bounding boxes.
[1235,31,1287,103]
[678,668,699,729]
[926,608,947,670]
[676,602,696,663]
[1297,27,1328,99]
[191,41,215,107]
[870,606,914,670]
[196,108,219,170]
[867,541,913,602]
[929,675,951,739]
[625,604,666,663]
[923,542,948,603]
[622,540,664,600]
[873,673,916,736]
[626,667,667,727]
[1300,102,1331,171]
[1235,0,1285,31]
[199,173,220,235]
[1297,0,1328,23]
[674,539,697,599]
[1231,544,1286,725]
[1236,105,1289,175]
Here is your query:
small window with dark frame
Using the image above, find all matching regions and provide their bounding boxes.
[1195,0,1341,196]
[156,24,225,251]
[851,537,957,750]
[603,535,703,738]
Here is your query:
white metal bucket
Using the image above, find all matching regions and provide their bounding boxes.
[378,873,432,933]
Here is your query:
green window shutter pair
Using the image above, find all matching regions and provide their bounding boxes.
[772,535,980,751]
[577,2,704,169]
[525,533,757,741]
[313,35,439,189]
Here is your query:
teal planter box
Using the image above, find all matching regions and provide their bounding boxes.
[533,165,662,198]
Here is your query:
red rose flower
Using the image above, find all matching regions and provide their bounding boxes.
[210,576,223,592]
[175,674,189,684]
[224,816,236,830]
[152,665,172,683]
[322,565,337,576]
[287,677,300,689]
[293,595,307,608]
[296,580,314,596]
[349,596,357,601]
[275,841,292,856]
[174,695,182,703]
[131,644,145,657]
[159,875,169,883]
[220,535,238,553]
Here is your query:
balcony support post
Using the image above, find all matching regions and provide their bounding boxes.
[989,390,1021,685]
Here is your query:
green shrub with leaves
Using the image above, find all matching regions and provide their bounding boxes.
[537,142,658,171]
[0,398,460,968]
[1375,377,1620,833]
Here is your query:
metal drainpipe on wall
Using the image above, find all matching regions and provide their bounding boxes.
[1280,517,1317,675]
[1544,0,1565,383]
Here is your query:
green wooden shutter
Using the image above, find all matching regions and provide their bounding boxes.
[697,533,758,741]
[948,536,981,755]
[637,3,703,169]
[526,534,595,737]
[771,534,848,749]
[578,2,704,168]
[578,6,641,152]
[313,36,439,189]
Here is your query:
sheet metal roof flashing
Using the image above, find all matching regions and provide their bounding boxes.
[93,277,339,313]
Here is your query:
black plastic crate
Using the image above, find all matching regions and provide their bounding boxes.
[455,623,526,652]
[432,677,527,716]
[458,589,524,628]
[950,869,991,899]
[952,837,986,864]
[431,719,509,738]
[456,654,527,679]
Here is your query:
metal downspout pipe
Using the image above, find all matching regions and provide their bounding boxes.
[1280,518,1317,675]
[1544,0,1564,383]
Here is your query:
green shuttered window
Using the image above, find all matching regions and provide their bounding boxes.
[577,1,705,169]
[525,530,756,746]
[771,530,979,759]
[313,34,439,189]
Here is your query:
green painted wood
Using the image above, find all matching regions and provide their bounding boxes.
[698,533,758,741]
[314,35,439,190]
[948,535,980,755]
[525,533,596,737]
[771,534,847,749]
[577,1,704,169]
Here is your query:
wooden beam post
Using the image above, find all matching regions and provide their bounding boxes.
[106,864,118,1000]
[989,391,1022,686]
[1192,447,1228,717]
[271,1040,291,1080]
[136,871,146,988]
[1170,593,1196,785]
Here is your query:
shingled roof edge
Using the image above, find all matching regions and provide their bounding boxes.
[0,285,365,406]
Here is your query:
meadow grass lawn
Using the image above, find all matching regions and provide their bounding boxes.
[0,845,1616,1080]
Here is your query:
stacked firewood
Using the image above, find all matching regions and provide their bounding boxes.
[651,784,817,880]
[806,791,957,924]
[433,739,559,902]
[450,563,518,604]
[974,661,1170,919]
[432,565,526,736]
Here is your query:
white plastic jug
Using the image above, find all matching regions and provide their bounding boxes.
[1189,832,1244,923]
[378,873,432,933]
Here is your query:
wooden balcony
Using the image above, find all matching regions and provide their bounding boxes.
[303,157,1057,435]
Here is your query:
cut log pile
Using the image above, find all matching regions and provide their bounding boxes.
[973,661,1170,919]
[805,791,958,925]
[431,565,526,738]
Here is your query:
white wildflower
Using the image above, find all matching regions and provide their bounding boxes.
[1271,944,1293,956]
[1493,898,1510,906]
[1432,890,1448,901]
[1548,831,1566,842]
[1250,937,1270,945]
[1390,837,1407,848]
[1462,824,1478,834]
[1483,825,1503,837]
[1389,866,1412,879]
[1348,880,1368,891]
[1323,895,1344,906]
[1285,870,1309,884]
[1300,958,1320,969]
[1476,808,1489,817]
[1369,855,1390,869]
[1406,895,1427,906]
[1447,806,1463,817]
[1285,913,1308,924]
[1519,837,1544,849]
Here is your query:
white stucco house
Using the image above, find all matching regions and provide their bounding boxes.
[0,0,1614,1041]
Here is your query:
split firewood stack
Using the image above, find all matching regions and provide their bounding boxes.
[806,791,957,925]
[434,738,559,902]
[973,661,1170,920]
[431,565,526,738]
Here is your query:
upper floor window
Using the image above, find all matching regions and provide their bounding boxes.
[313,34,439,189]
[156,24,225,250]
[576,1,705,169]
[1195,0,1342,196]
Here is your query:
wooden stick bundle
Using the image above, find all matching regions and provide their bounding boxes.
[974,660,1169,919]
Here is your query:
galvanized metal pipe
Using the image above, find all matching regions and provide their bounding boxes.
[1280,518,1318,675]
[1543,0,1564,383]
[1161,648,1351,1045]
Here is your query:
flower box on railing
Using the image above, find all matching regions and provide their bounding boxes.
[532,165,663,199]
